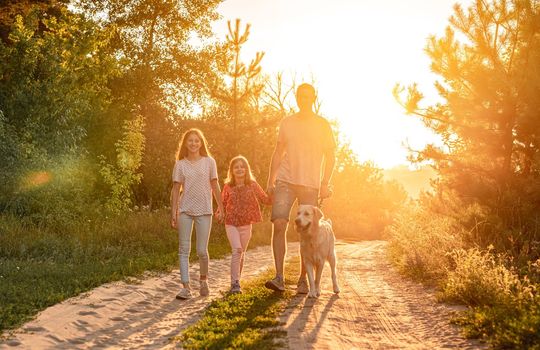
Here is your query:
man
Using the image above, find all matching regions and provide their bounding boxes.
[265,83,336,293]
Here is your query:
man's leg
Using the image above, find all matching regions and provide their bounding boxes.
[272,219,288,279]
[266,181,295,292]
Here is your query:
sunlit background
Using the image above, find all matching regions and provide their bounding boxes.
[213,0,472,169]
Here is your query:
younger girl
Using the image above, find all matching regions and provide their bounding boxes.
[171,128,224,299]
[221,155,271,293]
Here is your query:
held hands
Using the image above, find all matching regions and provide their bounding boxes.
[266,184,275,202]
[215,207,224,223]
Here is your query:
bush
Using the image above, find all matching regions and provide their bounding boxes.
[386,205,464,281]
[441,248,532,307]
[387,205,540,348]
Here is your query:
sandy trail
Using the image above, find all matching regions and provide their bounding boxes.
[0,244,280,350]
[280,241,485,349]
[1,241,485,349]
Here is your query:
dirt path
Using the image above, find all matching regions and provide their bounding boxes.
[280,241,485,349]
[1,241,485,349]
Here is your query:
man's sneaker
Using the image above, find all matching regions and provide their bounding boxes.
[200,280,209,296]
[176,287,192,300]
[264,276,285,292]
[296,278,309,294]
[230,280,242,294]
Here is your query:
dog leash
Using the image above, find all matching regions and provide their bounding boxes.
[318,186,333,209]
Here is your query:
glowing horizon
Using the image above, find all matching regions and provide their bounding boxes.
[212,0,472,169]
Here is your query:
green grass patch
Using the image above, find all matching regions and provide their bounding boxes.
[0,210,271,332]
[177,258,300,350]
[451,300,540,349]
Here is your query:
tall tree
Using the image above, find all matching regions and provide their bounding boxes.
[395,0,540,252]
[198,18,273,178]
[76,0,222,207]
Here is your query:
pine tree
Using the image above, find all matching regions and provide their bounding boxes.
[395,0,540,253]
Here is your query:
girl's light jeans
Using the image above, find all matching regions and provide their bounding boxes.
[225,224,252,282]
[178,213,211,284]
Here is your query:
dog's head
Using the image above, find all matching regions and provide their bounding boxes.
[294,205,323,237]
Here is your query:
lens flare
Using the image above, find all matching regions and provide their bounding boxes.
[20,171,53,191]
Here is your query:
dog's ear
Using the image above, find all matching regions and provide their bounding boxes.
[313,206,323,225]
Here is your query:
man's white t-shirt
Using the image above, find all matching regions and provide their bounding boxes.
[276,114,336,189]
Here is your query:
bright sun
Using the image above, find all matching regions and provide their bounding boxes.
[213,0,472,168]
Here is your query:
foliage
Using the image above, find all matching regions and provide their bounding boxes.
[442,247,533,307]
[76,0,223,207]
[392,2,540,344]
[454,300,540,349]
[394,0,540,256]
[386,205,464,281]
[386,204,540,348]
[445,248,540,349]
[0,7,117,218]
[99,115,145,213]
[200,18,277,184]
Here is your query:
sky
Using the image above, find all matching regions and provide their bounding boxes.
[211,0,473,168]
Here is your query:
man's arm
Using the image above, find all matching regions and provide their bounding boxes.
[320,147,336,199]
[267,141,286,193]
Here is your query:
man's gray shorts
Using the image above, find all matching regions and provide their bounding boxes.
[271,181,319,222]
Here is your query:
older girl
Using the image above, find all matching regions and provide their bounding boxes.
[171,128,224,299]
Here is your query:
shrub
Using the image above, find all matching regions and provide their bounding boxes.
[386,205,464,281]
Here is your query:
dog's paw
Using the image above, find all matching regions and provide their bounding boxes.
[308,291,318,298]
[333,285,340,294]
[316,289,321,297]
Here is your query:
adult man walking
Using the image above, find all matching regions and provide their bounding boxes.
[265,83,336,292]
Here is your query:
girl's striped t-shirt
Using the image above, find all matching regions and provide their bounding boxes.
[172,156,218,216]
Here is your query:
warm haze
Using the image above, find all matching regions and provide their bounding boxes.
[213,0,472,169]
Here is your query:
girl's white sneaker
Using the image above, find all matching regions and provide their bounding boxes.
[176,287,192,300]
[230,280,242,294]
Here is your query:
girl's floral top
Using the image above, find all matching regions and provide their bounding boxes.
[222,181,271,226]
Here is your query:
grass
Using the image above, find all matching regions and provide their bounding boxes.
[386,206,540,349]
[442,248,540,349]
[177,257,301,350]
[0,209,271,333]
[452,300,540,349]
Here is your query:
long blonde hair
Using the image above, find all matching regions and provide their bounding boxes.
[175,128,211,160]
[225,155,255,186]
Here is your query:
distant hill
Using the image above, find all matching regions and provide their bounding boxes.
[383,165,437,198]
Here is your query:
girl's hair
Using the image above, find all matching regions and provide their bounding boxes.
[175,128,211,160]
[225,155,255,186]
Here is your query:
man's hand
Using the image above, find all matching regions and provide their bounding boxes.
[171,216,177,229]
[319,183,333,200]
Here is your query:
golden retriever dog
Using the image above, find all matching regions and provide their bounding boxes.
[294,204,340,298]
